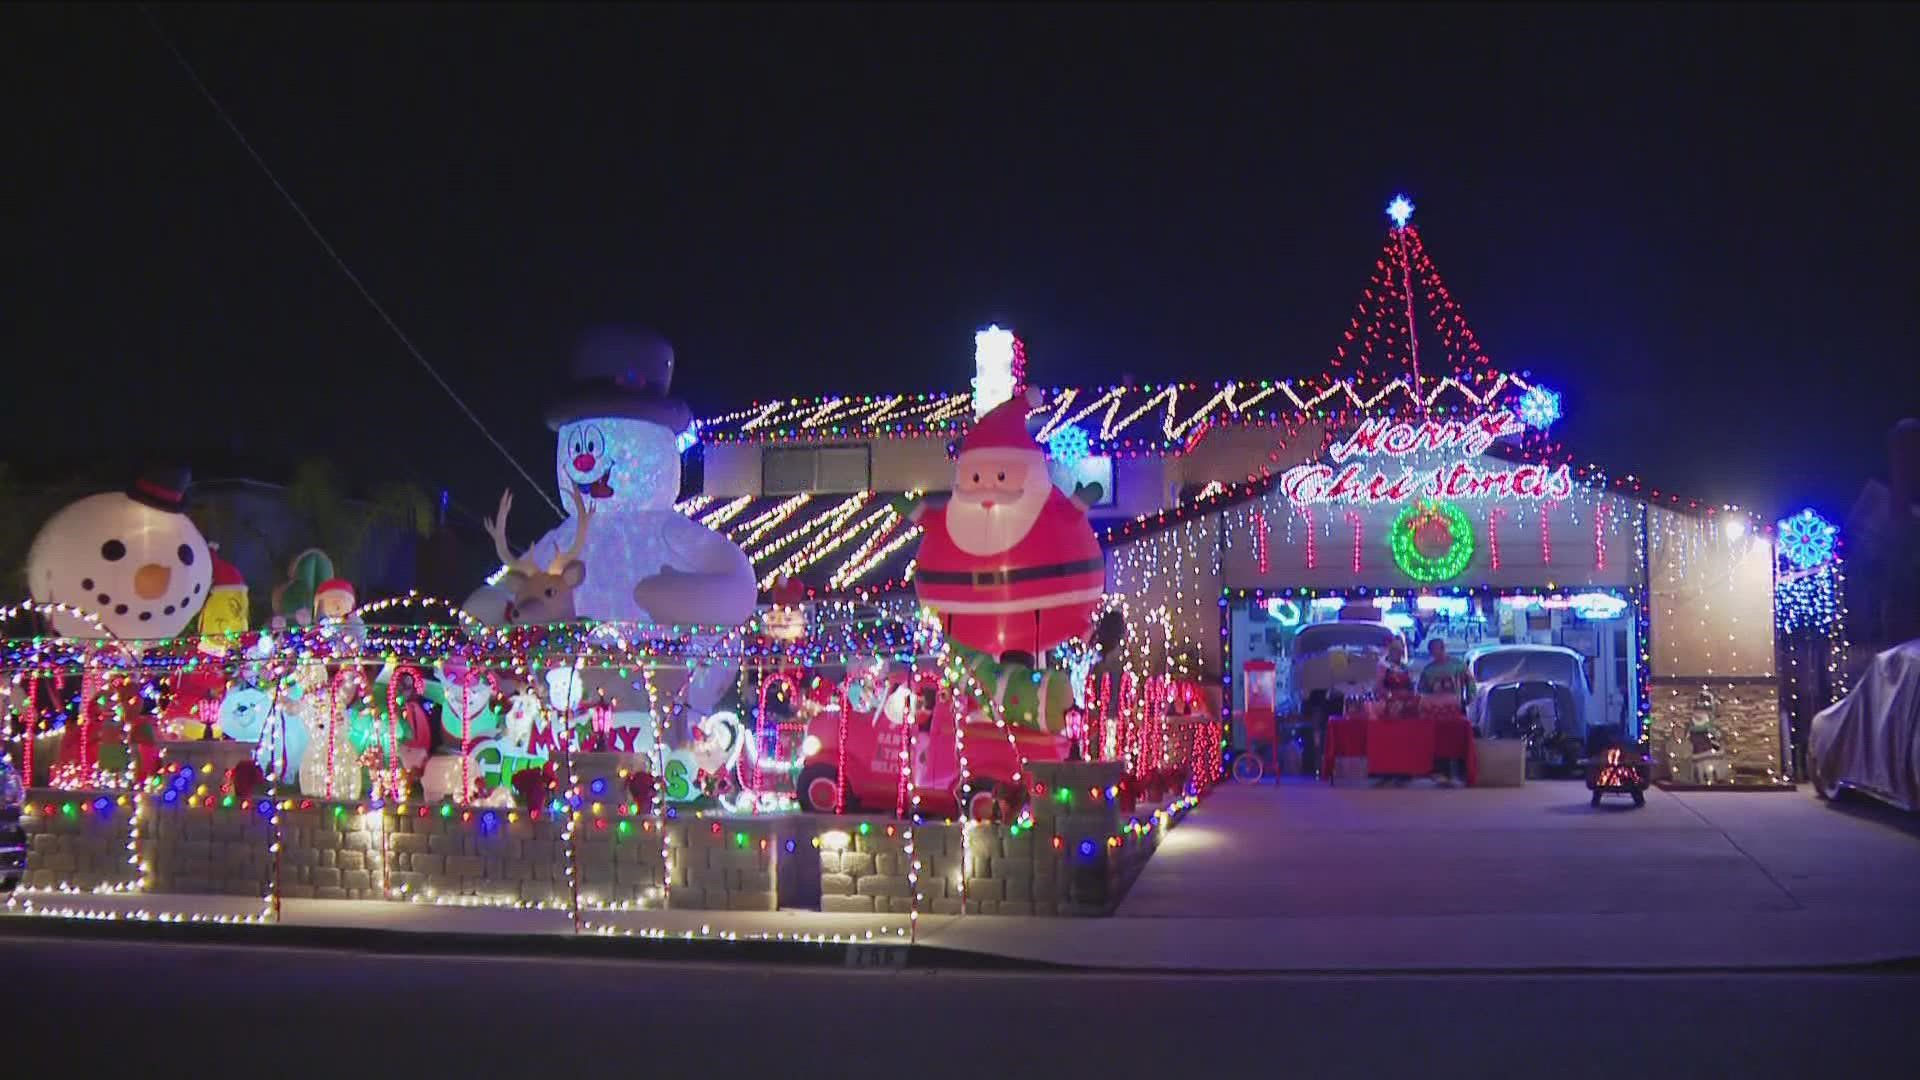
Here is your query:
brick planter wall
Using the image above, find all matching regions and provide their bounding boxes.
[19,767,1196,917]
[19,793,141,892]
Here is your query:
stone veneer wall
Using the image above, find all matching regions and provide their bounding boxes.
[18,796,141,892]
[1647,680,1785,781]
[817,761,1171,917]
[21,761,1182,915]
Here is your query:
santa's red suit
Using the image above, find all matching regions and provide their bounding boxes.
[913,395,1105,657]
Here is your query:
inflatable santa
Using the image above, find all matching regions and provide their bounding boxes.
[911,391,1106,659]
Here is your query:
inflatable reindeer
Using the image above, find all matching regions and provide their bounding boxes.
[484,487,592,625]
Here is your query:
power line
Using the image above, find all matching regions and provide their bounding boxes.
[137,6,565,520]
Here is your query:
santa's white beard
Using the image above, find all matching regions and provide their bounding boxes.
[946,488,1048,556]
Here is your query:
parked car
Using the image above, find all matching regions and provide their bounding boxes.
[1292,619,1403,721]
[795,686,1069,820]
[1466,644,1598,775]
[1810,640,1920,811]
[1,756,26,892]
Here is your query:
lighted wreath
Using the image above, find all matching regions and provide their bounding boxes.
[1390,499,1474,582]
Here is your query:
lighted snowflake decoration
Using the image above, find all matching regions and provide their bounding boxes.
[1385,194,1415,229]
[1775,508,1836,571]
[1518,385,1562,429]
[1048,425,1092,469]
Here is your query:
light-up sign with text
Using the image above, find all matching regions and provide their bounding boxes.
[1282,407,1572,506]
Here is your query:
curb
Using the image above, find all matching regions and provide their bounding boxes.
[4,916,1915,977]
[0,913,1063,972]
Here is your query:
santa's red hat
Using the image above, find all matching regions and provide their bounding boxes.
[315,578,356,604]
[209,551,246,593]
[961,390,1044,457]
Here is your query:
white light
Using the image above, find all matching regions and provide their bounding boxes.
[1415,596,1469,616]
[972,325,1017,419]
[1309,597,1346,612]
[1382,612,1416,631]
[1386,194,1415,229]
[800,735,822,758]
[1724,518,1748,541]
[1568,593,1628,620]
[1371,597,1397,610]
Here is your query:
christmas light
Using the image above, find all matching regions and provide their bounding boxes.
[1518,385,1562,429]
[1775,508,1836,570]
[1386,193,1415,229]
[1047,425,1092,469]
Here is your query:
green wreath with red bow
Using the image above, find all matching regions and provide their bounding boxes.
[1390,499,1474,582]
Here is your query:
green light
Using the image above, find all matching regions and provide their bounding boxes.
[222,795,235,808]
[62,802,76,817]
[440,804,452,818]
[735,831,747,848]
[618,820,631,835]
[858,822,871,835]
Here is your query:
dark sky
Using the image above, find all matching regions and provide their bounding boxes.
[4,3,1915,527]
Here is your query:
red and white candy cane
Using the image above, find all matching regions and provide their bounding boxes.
[448,667,500,804]
[385,664,427,800]
[831,683,853,814]
[753,673,798,794]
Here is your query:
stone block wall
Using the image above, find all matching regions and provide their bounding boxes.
[812,761,1179,917]
[18,770,1190,917]
[19,793,141,892]
[1648,679,1785,781]
[665,818,781,912]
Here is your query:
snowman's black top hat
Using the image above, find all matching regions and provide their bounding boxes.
[543,325,694,434]
[128,466,191,513]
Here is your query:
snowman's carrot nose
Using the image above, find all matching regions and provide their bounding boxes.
[134,563,172,599]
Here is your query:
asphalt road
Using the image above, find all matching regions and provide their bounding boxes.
[4,935,1914,1078]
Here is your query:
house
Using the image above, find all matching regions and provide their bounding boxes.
[674,207,1830,785]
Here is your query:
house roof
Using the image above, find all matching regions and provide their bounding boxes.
[676,491,922,597]
[695,370,1544,453]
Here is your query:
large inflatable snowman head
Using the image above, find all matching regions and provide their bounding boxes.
[554,417,681,513]
[27,468,213,640]
[544,327,694,515]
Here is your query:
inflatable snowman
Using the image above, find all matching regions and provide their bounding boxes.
[27,467,214,640]
[502,328,757,716]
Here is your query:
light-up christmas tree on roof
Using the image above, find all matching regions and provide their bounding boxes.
[1310,194,1505,405]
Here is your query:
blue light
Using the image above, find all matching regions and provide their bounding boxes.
[1776,508,1837,571]
[481,810,499,832]
[1519,385,1562,429]
[590,778,608,796]
[92,797,111,815]
[162,790,178,804]
[784,839,796,853]
[1048,425,1091,469]
[256,800,274,817]
[1386,194,1415,229]
[1078,840,1096,857]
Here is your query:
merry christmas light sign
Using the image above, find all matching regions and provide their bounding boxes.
[1281,406,1573,506]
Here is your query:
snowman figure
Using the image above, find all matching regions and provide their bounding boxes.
[493,328,758,717]
[27,467,214,640]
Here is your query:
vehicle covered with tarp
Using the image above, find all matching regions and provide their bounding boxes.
[1811,640,1920,811]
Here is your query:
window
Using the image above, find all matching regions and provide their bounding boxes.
[762,445,872,494]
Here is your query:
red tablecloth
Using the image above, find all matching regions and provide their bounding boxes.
[1323,700,1478,785]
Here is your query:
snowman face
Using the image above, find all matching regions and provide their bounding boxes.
[555,417,679,513]
[27,493,213,639]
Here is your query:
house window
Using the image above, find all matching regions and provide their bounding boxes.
[762,445,872,494]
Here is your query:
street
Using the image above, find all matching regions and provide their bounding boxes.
[2,932,1913,1078]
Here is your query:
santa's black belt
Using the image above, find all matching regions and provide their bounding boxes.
[917,557,1107,588]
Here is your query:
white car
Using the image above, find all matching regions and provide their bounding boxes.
[1811,640,1920,811]
[1291,620,1404,720]
[1466,638,1589,749]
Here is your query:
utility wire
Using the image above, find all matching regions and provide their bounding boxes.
[138,6,564,520]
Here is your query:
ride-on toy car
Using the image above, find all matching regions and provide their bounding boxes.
[795,686,1069,820]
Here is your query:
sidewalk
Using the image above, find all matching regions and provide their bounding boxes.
[9,781,1920,971]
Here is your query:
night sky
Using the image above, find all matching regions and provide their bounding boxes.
[4,4,1915,527]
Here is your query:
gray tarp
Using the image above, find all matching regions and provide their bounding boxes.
[1811,640,1920,811]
